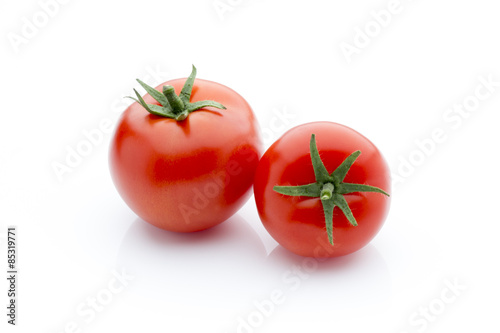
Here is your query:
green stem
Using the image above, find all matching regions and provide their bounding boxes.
[163,86,185,115]
[127,65,227,121]
[320,183,334,200]
[175,112,188,121]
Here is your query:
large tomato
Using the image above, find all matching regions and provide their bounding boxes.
[254,122,390,257]
[109,66,262,232]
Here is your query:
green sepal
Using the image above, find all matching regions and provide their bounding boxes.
[331,150,361,185]
[126,90,174,118]
[187,100,227,112]
[129,65,227,121]
[332,193,357,227]
[321,198,336,245]
[137,79,170,108]
[273,183,322,197]
[179,65,197,104]
[337,183,390,196]
[310,134,332,184]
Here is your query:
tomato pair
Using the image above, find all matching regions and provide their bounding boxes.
[109,66,391,257]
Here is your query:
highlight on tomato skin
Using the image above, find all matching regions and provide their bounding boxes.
[109,66,263,232]
[253,121,391,258]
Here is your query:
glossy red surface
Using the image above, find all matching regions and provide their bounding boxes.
[110,78,262,232]
[254,122,391,257]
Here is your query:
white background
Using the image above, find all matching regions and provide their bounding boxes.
[1,0,500,332]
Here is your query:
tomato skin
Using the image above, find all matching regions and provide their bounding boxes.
[110,78,262,232]
[254,122,391,257]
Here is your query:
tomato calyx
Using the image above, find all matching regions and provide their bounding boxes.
[126,65,227,121]
[273,134,390,246]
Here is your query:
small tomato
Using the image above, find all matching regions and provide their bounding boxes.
[254,122,390,257]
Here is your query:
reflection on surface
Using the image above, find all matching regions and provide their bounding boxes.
[265,244,392,316]
[118,214,392,320]
[117,214,268,307]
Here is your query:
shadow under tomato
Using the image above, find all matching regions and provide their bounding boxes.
[116,213,268,307]
[267,242,382,271]
[264,243,392,316]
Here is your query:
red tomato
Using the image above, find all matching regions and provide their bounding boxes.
[109,67,262,232]
[254,122,391,257]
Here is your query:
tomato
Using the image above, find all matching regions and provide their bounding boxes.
[109,66,262,232]
[253,122,390,257]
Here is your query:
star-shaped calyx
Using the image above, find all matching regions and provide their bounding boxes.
[273,134,390,245]
[127,65,226,121]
